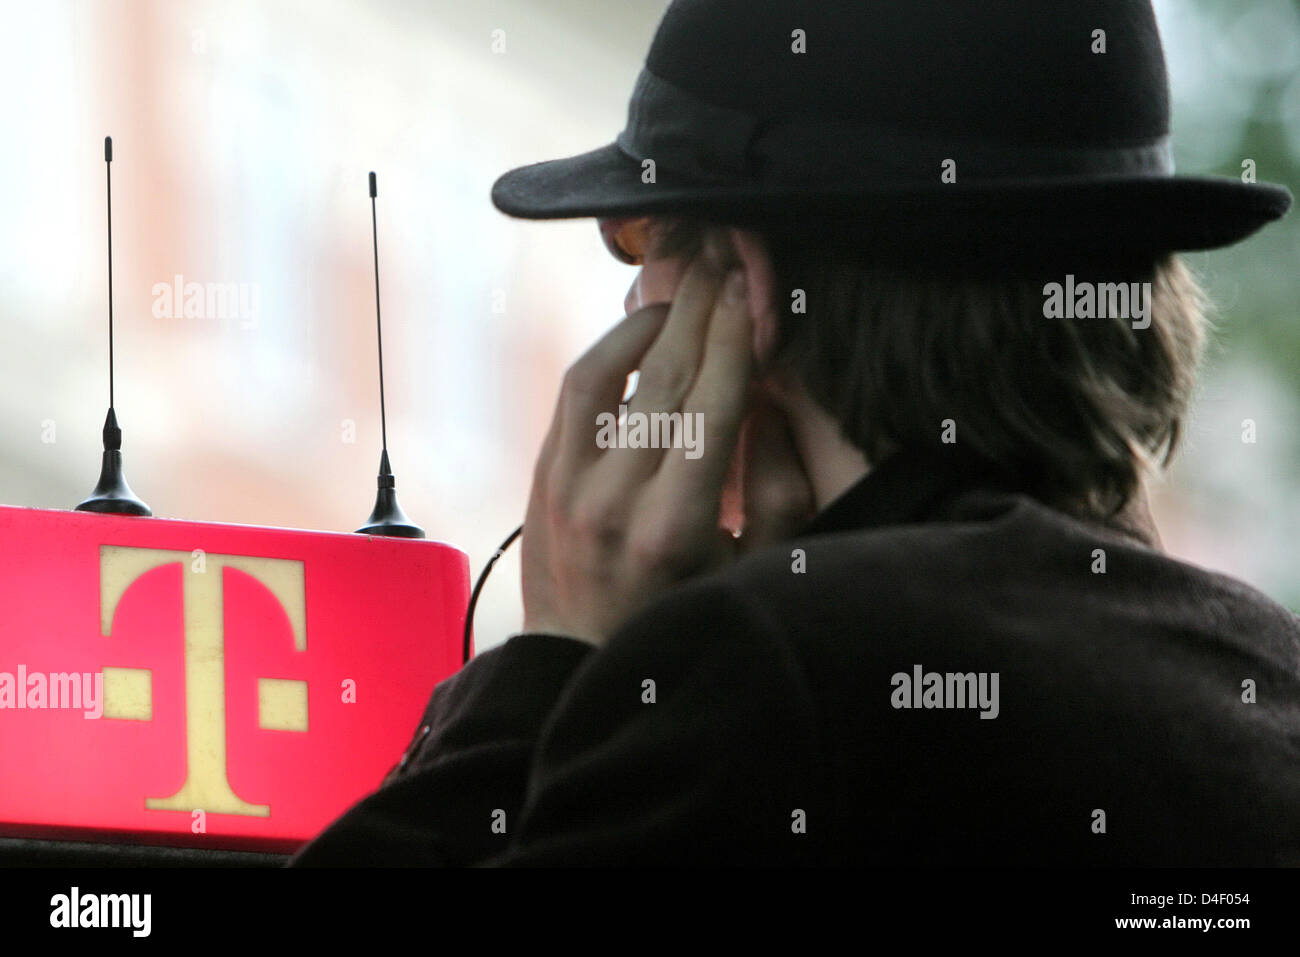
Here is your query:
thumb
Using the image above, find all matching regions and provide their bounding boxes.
[738,396,814,552]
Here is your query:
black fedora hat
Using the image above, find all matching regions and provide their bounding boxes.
[491,0,1291,256]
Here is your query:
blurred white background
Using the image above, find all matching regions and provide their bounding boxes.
[0,0,669,650]
[0,0,1295,660]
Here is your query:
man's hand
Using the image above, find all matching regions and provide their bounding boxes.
[521,239,810,647]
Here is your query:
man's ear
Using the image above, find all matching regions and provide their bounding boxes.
[729,227,780,367]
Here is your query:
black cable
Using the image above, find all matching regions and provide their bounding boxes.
[462,523,523,665]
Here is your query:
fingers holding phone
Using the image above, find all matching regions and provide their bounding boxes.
[521,226,808,646]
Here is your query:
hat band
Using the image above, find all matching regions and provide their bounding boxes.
[616,69,1174,187]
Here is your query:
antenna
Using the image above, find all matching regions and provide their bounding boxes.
[356,171,423,538]
[76,136,151,517]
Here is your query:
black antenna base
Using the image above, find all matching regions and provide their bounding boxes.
[356,450,424,538]
[75,408,152,516]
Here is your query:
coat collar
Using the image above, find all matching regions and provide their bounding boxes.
[800,446,1162,551]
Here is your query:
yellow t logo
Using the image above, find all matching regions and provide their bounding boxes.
[99,546,307,817]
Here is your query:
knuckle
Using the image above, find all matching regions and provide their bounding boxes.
[569,494,623,546]
[635,358,691,404]
[561,360,600,398]
[628,526,675,569]
[627,513,700,574]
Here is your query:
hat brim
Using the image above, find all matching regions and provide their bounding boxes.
[491,142,1292,254]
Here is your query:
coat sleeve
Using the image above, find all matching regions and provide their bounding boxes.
[288,633,595,866]
[290,582,829,866]
[485,583,830,865]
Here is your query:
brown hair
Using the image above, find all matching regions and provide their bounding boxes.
[650,217,1209,519]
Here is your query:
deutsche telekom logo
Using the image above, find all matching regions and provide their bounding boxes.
[95,545,309,817]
